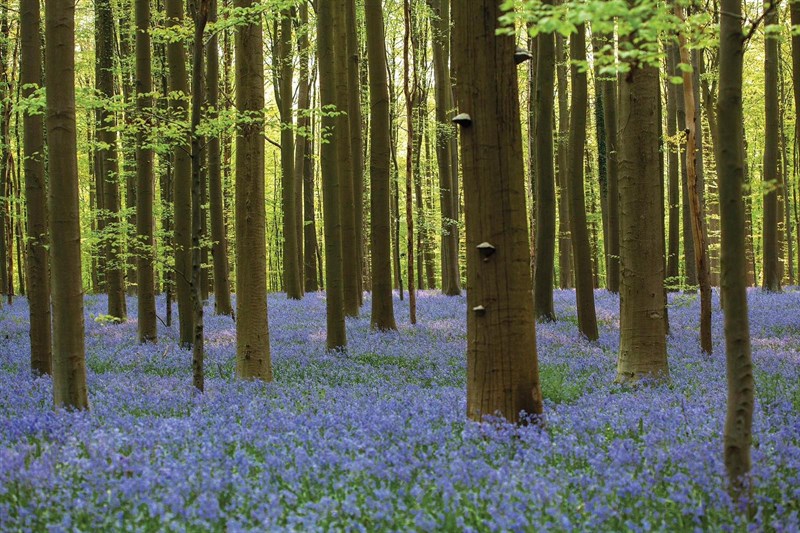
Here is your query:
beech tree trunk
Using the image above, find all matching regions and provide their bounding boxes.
[97,0,126,321]
[666,45,681,289]
[21,0,52,375]
[166,0,193,345]
[403,0,417,325]
[555,33,572,289]
[234,0,271,378]
[318,0,346,350]
[46,0,89,409]
[206,0,232,316]
[135,0,157,342]
[454,0,542,423]
[533,15,556,321]
[616,51,669,382]
[365,0,397,331]
[762,0,781,292]
[717,0,754,498]
[428,0,460,296]
[295,3,314,294]
[566,24,598,341]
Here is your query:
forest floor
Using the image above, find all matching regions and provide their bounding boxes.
[0,289,798,531]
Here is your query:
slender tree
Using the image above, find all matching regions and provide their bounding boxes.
[346,0,365,302]
[533,10,556,321]
[277,9,302,300]
[96,0,126,321]
[318,0,346,350]
[21,0,51,374]
[762,0,781,292]
[46,0,89,408]
[235,0,271,378]
[135,0,157,342]
[403,0,417,325]
[453,0,542,423]
[555,33,572,288]
[295,3,314,294]
[676,9,712,354]
[366,0,397,331]
[428,0,461,296]
[599,35,620,294]
[166,0,194,345]
[666,45,681,289]
[207,0,233,316]
[718,0,754,498]
[566,24,598,341]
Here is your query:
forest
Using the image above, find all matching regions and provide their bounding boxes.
[0,0,799,529]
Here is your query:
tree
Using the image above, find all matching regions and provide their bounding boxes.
[166,0,193,345]
[190,0,210,391]
[762,0,781,292]
[428,0,461,297]
[676,8,712,354]
[599,36,619,294]
[403,0,417,325]
[555,33,572,289]
[96,0,126,321]
[453,0,542,423]
[277,8,302,300]
[335,0,360,316]
[235,0,271,379]
[366,0,397,331]
[346,0,365,302]
[717,0,753,498]
[206,0,233,316]
[533,8,556,321]
[616,29,668,382]
[566,24,598,341]
[21,0,51,375]
[46,0,89,408]
[666,44,681,289]
[135,0,157,342]
[318,0,346,350]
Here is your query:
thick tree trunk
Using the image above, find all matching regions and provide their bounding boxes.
[366,0,397,331]
[454,0,542,423]
[235,0,271,378]
[566,25,598,341]
[616,56,668,382]
[533,18,556,321]
[166,0,193,345]
[21,0,52,375]
[318,0,347,350]
[135,0,157,342]
[97,0,126,321]
[717,0,753,499]
[762,0,781,292]
[46,0,89,408]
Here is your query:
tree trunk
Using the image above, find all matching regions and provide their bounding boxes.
[403,0,417,325]
[555,33,572,289]
[190,0,209,391]
[762,0,781,292]
[346,0,365,303]
[616,52,668,382]
[599,34,620,294]
[533,17,556,321]
[97,0,126,321]
[21,0,51,375]
[454,0,542,423]
[166,0,193,344]
[235,0,271,378]
[46,0,89,409]
[206,0,232,316]
[296,3,313,294]
[135,0,157,342]
[318,0,347,350]
[278,9,302,300]
[666,46,681,289]
[676,10,712,354]
[566,24,598,341]
[717,0,753,499]
[428,0,460,296]
[365,0,397,331]
[334,0,360,316]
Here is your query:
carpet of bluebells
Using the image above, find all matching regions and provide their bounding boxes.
[0,288,799,532]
